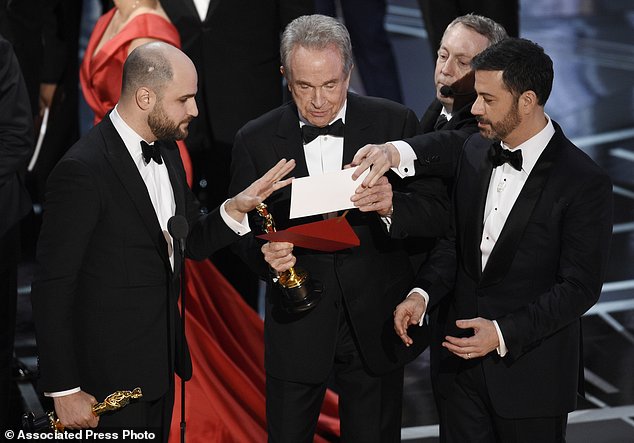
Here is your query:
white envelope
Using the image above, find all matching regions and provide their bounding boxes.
[289,168,369,219]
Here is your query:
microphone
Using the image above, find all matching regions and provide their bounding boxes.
[168,215,189,256]
[439,85,475,97]
[439,71,477,111]
[439,85,454,97]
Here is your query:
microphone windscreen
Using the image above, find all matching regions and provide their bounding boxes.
[439,85,454,97]
[168,215,189,240]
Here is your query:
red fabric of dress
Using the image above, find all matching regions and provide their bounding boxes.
[170,260,340,442]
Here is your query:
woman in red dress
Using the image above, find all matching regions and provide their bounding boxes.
[79,2,339,441]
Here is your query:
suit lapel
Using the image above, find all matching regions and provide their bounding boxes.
[342,93,373,167]
[272,94,370,175]
[100,117,171,271]
[480,134,560,287]
[420,100,443,133]
[204,0,221,23]
[162,142,186,217]
[272,103,309,178]
[177,0,200,21]
[462,142,493,280]
[162,142,188,274]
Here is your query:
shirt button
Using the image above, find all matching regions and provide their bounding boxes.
[404,167,408,173]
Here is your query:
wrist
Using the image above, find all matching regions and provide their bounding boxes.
[223,198,241,221]
[387,143,400,167]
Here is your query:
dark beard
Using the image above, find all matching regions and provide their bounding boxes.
[476,100,521,141]
[148,104,190,141]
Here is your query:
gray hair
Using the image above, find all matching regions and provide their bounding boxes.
[443,14,508,47]
[121,42,174,99]
[280,14,353,78]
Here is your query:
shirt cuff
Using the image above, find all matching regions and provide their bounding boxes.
[390,140,417,178]
[407,288,429,326]
[493,320,508,357]
[379,205,394,231]
[45,387,81,397]
[220,199,251,236]
[380,215,392,231]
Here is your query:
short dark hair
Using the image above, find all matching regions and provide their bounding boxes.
[471,38,554,106]
[121,43,174,99]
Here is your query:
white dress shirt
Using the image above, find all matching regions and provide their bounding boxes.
[300,102,347,177]
[192,0,210,21]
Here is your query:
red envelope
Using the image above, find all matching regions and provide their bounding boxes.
[256,215,360,252]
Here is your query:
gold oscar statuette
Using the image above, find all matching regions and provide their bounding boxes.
[22,387,143,432]
[256,203,322,313]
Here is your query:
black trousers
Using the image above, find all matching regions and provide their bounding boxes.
[97,384,174,443]
[437,360,567,443]
[0,223,20,430]
[266,306,404,443]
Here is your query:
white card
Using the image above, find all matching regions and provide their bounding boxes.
[289,168,369,219]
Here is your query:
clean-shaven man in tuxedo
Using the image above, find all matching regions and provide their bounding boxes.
[352,14,507,185]
[394,38,613,442]
[30,42,295,439]
[229,15,449,443]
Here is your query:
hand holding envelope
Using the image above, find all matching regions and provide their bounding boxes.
[258,168,393,253]
[350,175,393,217]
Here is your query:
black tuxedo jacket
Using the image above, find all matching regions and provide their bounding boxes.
[31,115,239,401]
[161,0,312,147]
[0,35,33,238]
[229,93,449,383]
[416,122,613,418]
[403,98,478,178]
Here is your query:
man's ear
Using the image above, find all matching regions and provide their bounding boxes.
[519,90,537,114]
[135,87,153,111]
[343,64,354,89]
[281,66,292,92]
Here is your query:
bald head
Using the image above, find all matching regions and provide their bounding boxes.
[121,42,190,100]
[118,42,199,142]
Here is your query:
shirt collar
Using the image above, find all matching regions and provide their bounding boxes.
[500,114,555,175]
[110,105,153,162]
[298,100,347,127]
[441,106,452,121]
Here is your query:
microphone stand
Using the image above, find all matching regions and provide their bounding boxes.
[177,238,186,443]
[168,215,189,443]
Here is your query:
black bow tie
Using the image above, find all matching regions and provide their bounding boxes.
[301,119,345,144]
[140,140,163,165]
[488,143,522,171]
